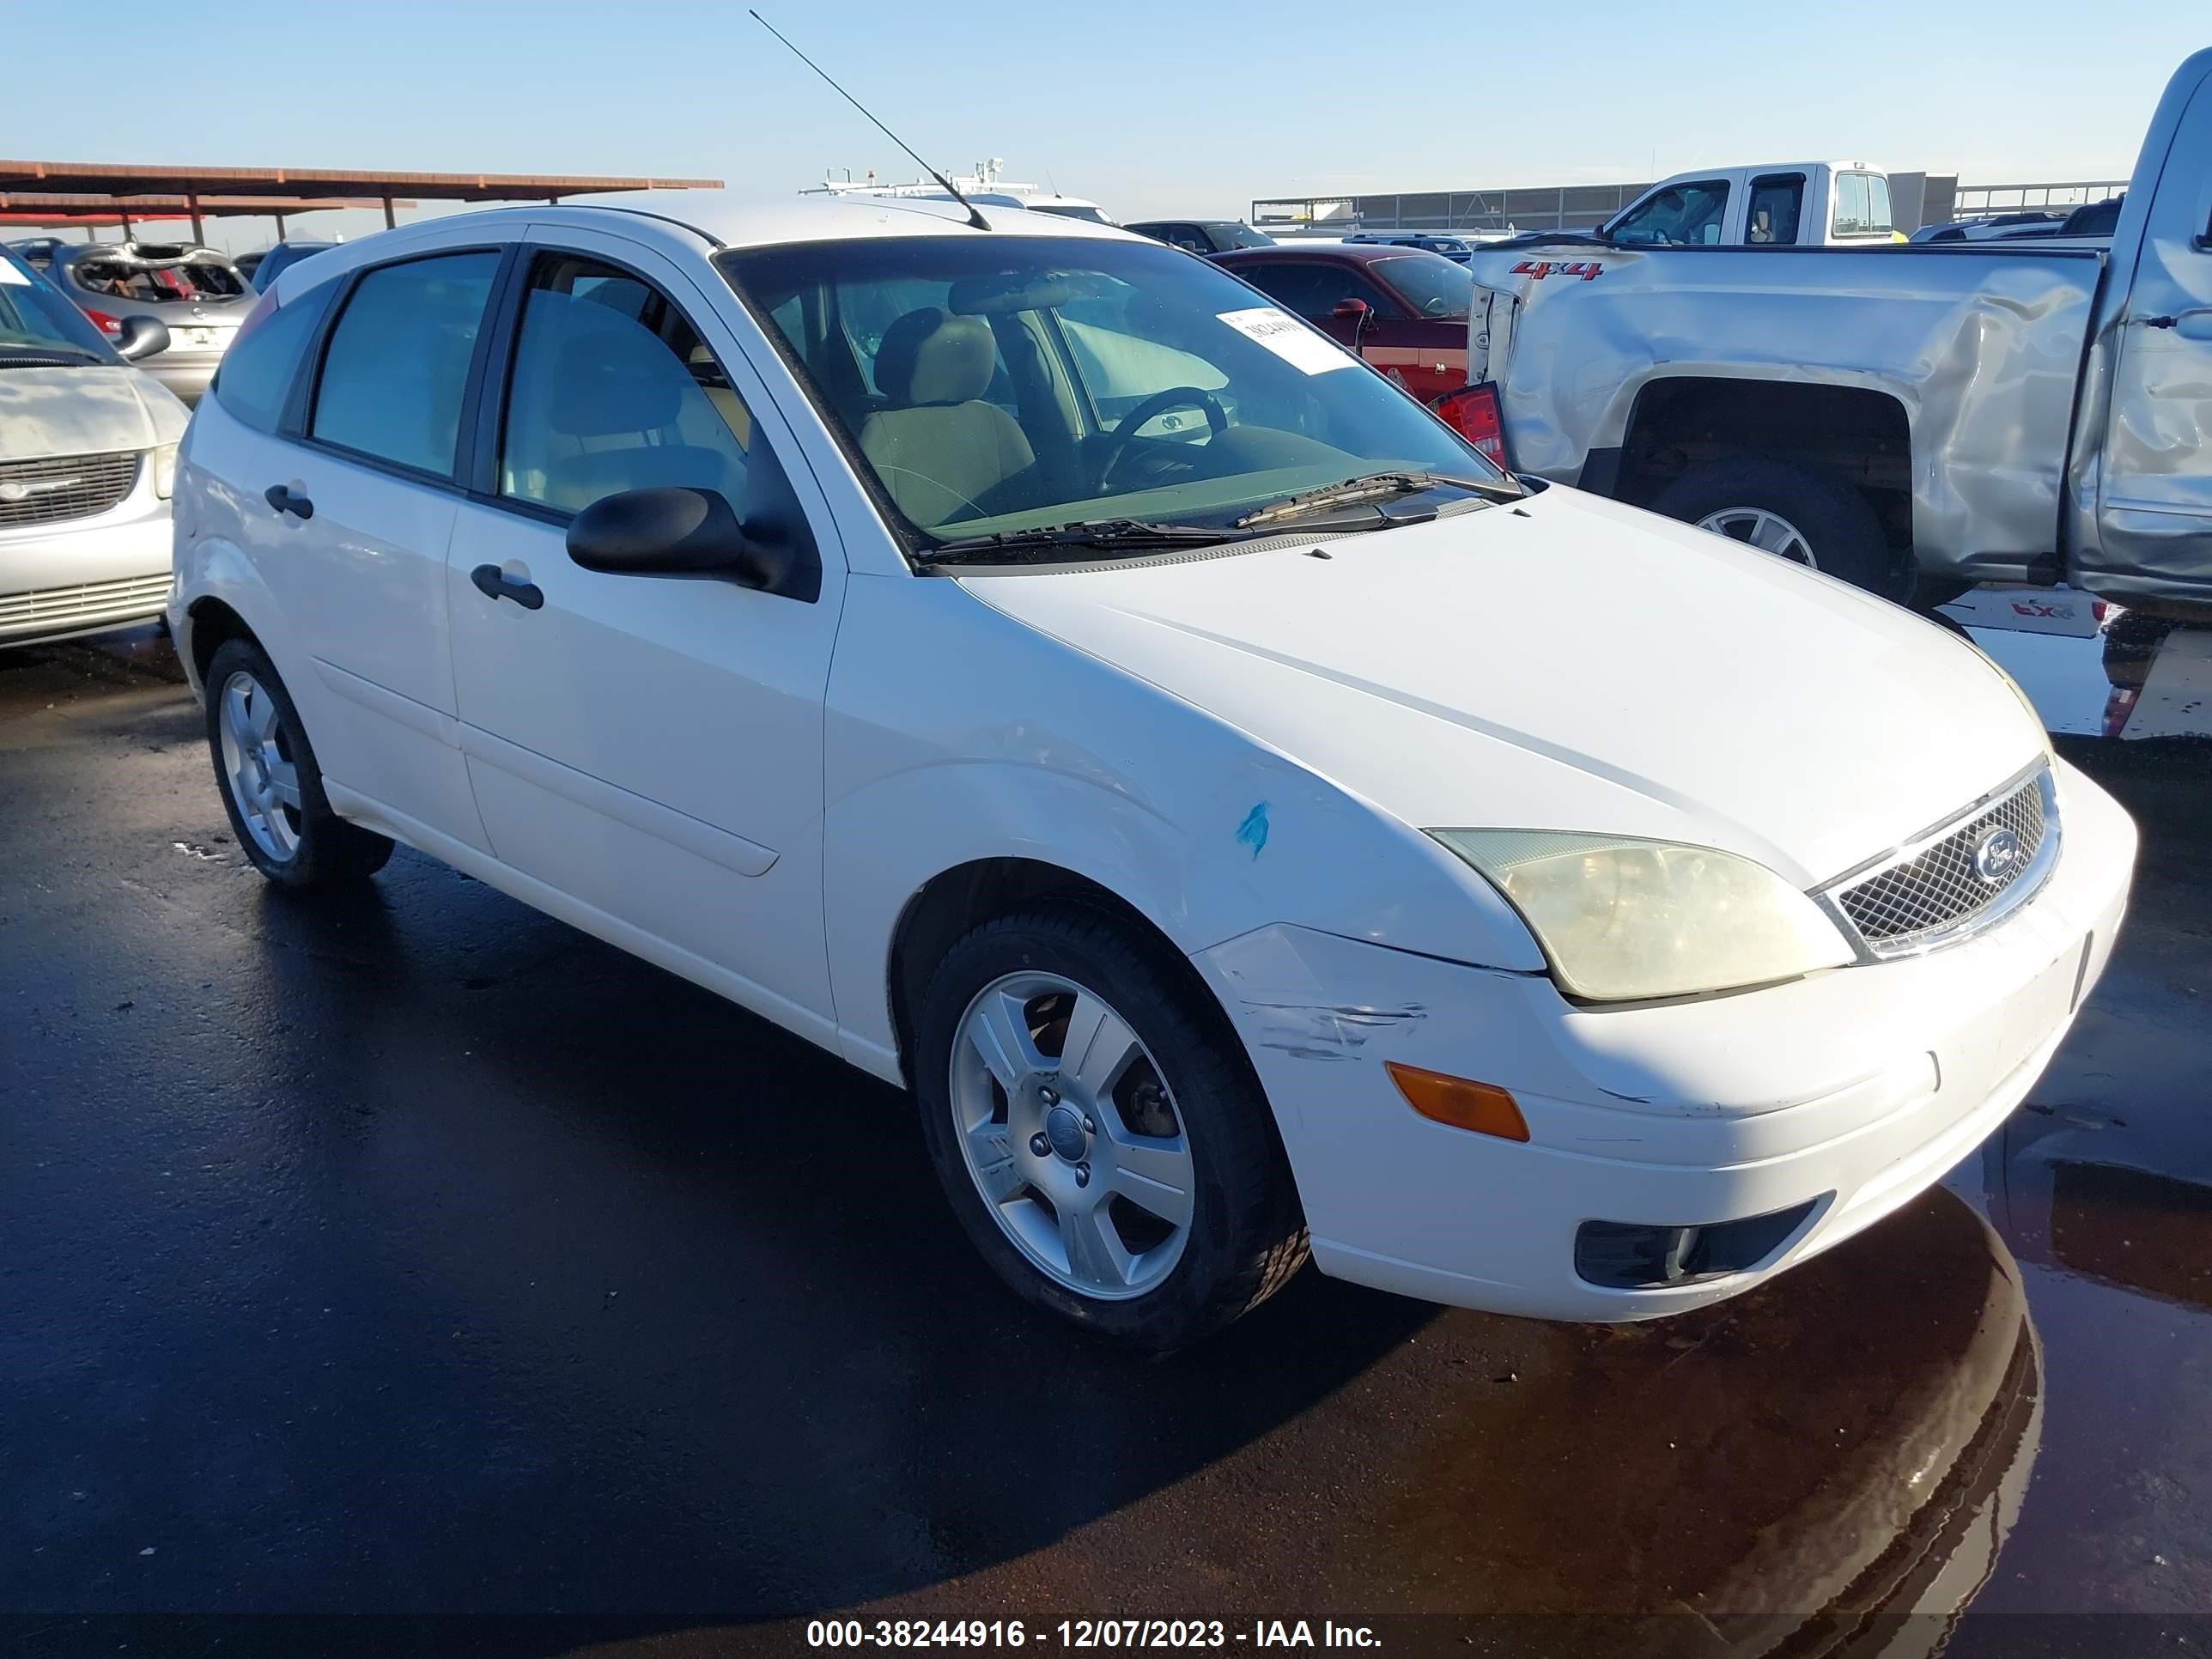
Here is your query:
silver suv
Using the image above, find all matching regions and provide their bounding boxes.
[0,248,185,648]
[45,242,254,405]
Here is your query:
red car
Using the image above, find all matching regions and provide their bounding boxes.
[1210,242,1473,403]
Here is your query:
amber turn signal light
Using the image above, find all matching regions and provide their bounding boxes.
[1386,1061,1530,1142]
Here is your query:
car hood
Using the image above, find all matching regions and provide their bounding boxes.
[0,363,187,461]
[960,484,2046,888]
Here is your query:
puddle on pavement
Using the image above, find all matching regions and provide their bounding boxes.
[1341,1192,2041,1648]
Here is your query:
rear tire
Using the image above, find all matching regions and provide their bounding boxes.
[1652,458,1902,599]
[914,901,1308,1351]
[204,637,393,890]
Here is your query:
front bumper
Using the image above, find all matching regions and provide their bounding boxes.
[1195,756,2136,1322]
[0,478,174,648]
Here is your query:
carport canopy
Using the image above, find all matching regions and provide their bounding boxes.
[0,161,722,240]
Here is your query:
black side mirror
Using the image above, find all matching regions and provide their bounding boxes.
[566,484,822,603]
[114,316,170,362]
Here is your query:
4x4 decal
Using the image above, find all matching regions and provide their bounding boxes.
[1511,259,1606,282]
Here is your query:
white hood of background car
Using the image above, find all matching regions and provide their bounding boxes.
[0,365,186,462]
[963,485,2046,888]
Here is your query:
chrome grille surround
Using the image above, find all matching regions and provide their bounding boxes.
[0,451,140,528]
[1817,762,2061,961]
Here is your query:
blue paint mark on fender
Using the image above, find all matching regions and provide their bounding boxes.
[1236,801,1270,860]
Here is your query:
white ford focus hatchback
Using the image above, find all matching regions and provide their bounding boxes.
[169,196,2135,1349]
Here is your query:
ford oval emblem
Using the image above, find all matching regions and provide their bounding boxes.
[1972,827,2026,884]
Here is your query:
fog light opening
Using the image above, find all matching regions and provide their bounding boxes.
[1574,1198,1826,1290]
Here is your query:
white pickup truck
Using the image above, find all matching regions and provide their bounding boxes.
[1455,51,2212,623]
[1597,161,1896,248]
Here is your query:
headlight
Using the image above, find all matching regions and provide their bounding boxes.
[150,442,179,500]
[1428,830,1854,1002]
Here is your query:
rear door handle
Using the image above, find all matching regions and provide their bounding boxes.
[470,563,544,611]
[264,483,313,520]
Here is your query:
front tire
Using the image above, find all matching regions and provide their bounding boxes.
[1652,458,1901,599]
[204,637,393,890]
[914,902,1308,1350]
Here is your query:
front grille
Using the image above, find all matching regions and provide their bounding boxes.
[0,572,171,634]
[0,452,141,527]
[1830,768,2054,956]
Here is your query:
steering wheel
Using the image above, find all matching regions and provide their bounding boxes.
[1097,386,1228,488]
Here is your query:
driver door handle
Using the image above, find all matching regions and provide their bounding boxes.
[471,564,544,611]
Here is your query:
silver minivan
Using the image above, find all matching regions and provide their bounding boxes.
[0,249,185,648]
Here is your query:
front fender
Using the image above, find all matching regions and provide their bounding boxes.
[820,577,1542,1082]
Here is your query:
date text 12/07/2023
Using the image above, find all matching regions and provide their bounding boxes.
[804,1619,1383,1649]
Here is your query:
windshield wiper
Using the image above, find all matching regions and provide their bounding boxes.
[916,519,1250,564]
[1235,470,1520,529]
[0,344,104,367]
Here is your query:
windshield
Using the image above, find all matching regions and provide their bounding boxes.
[1370,252,1474,317]
[1218,222,1273,248]
[0,258,119,360]
[720,235,1499,550]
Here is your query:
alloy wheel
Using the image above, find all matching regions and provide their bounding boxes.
[216,669,303,862]
[1697,504,1816,568]
[948,971,1195,1300]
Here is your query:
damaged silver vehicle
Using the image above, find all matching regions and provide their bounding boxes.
[1455,47,2212,617]
[45,242,255,405]
[0,247,185,648]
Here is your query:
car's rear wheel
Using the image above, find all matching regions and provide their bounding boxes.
[204,638,392,889]
[1652,458,1901,599]
[914,902,1308,1350]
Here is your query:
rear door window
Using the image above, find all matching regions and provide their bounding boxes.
[309,251,500,477]
[1747,173,1806,245]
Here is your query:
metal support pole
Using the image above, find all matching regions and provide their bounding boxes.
[275,211,288,238]
[189,194,205,243]
[383,196,397,229]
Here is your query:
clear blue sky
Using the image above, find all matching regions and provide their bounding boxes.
[5,0,2196,250]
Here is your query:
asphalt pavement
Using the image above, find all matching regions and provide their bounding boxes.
[3,629,2209,1658]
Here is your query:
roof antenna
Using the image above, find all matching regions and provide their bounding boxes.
[749,10,991,232]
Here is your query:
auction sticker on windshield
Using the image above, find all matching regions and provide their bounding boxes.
[1218,307,1356,375]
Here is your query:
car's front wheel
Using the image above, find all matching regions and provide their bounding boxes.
[914,902,1308,1350]
[204,637,393,889]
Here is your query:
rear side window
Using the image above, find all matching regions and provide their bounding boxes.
[1747,173,1806,246]
[311,252,500,477]
[212,281,337,434]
